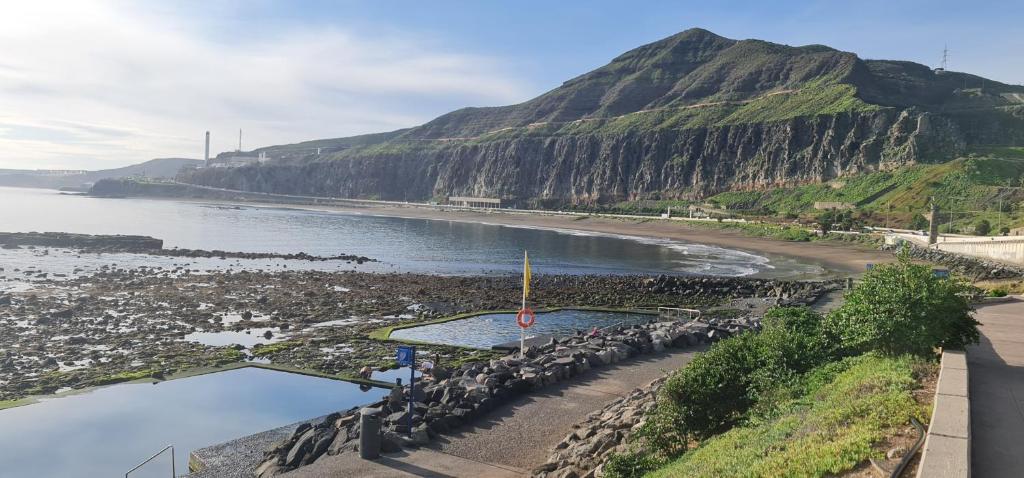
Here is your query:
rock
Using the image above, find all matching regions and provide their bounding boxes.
[886,446,907,459]
[285,428,316,467]
[410,425,431,445]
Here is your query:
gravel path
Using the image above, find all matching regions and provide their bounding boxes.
[430,349,699,470]
[284,348,699,477]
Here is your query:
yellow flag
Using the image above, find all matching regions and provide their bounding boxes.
[523,251,531,299]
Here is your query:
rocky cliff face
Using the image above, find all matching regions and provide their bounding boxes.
[179,28,1024,206]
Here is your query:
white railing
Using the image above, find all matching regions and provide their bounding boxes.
[125,444,175,478]
[658,307,701,320]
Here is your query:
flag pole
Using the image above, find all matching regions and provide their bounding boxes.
[521,251,528,359]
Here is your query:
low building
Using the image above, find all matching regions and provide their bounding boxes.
[208,151,270,168]
[448,196,501,208]
[1010,227,1024,237]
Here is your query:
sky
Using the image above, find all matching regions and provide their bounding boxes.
[0,0,1021,170]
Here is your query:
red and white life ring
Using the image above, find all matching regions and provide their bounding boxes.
[516,308,536,328]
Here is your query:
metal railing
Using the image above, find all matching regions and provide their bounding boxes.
[125,444,175,478]
[657,307,701,320]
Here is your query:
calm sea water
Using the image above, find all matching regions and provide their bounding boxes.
[0,187,827,283]
[390,309,655,349]
[0,367,382,478]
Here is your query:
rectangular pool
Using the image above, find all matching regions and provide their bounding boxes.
[389,309,656,349]
[0,367,381,478]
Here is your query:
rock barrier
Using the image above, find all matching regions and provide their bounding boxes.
[884,242,1024,281]
[0,232,162,251]
[533,378,665,478]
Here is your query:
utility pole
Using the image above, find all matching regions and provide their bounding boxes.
[238,129,242,152]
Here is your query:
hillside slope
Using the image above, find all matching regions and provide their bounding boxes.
[0,158,201,190]
[180,28,1024,206]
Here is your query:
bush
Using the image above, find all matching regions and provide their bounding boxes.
[976,219,992,236]
[824,248,980,356]
[640,307,833,453]
[989,288,1009,298]
[603,451,666,478]
[908,213,929,230]
[646,354,928,478]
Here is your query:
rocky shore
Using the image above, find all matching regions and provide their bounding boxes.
[0,231,373,263]
[0,263,834,403]
[535,378,665,477]
[253,316,764,477]
[0,232,162,251]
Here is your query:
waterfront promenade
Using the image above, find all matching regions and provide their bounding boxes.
[969,298,1024,477]
[283,348,699,477]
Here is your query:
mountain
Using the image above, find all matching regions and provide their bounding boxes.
[0,158,202,190]
[178,28,1024,206]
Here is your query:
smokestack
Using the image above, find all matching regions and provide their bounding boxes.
[204,131,210,167]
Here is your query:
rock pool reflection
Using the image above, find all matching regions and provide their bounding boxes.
[389,309,657,349]
[0,367,381,478]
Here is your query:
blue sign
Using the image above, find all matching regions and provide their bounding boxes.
[933,269,950,279]
[866,263,875,271]
[396,345,416,367]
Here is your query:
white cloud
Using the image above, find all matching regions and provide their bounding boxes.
[0,1,530,169]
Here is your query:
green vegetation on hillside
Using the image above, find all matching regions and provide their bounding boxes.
[700,151,1024,231]
[604,252,976,478]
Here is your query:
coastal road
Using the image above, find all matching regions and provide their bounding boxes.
[284,348,699,477]
[969,298,1024,477]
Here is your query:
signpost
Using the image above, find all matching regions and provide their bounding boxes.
[396,345,415,436]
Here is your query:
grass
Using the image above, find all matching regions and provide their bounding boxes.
[646,354,929,478]
[250,340,302,357]
[92,369,159,386]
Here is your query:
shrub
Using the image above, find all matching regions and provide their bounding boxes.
[824,248,979,356]
[976,219,992,236]
[909,213,929,231]
[603,451,666,478]
[640,307,833,452]
[989,288,1009,298]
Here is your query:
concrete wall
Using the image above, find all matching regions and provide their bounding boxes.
[917,350,970,478]
[935,238,1024,266]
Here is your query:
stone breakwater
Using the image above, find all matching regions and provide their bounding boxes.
[883,242,1024,281]
[534,378,665,478]
[253,316,762,477]
[150,248,375,263]
[0,232,163,251]
[0,230,374,262]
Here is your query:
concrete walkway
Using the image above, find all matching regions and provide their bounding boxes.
[969,298,1024,477]
[284,348,699,477]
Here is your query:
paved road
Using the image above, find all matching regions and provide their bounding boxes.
[969,298,1024,477]
[285,348,699,477]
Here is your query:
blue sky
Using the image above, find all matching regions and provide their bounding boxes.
[0,0,1021,170]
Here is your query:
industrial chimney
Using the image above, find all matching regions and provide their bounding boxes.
[204,131,210,167]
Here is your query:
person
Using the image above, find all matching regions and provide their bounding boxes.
[417,360,434,380]
[358,365,373,380]
[589,326,600,338]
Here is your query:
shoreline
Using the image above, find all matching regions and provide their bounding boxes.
[167,196,892,276]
